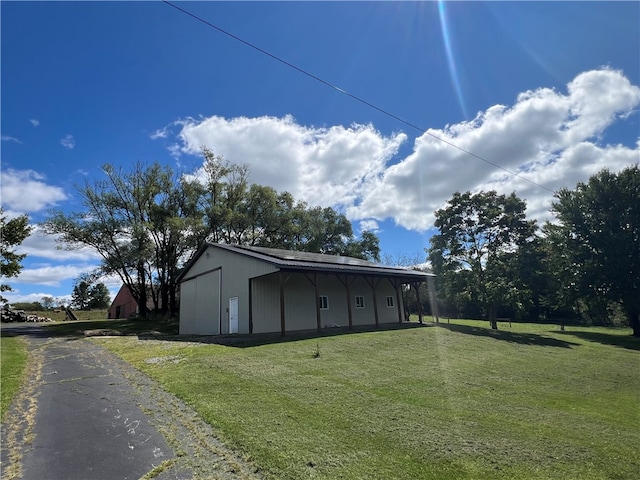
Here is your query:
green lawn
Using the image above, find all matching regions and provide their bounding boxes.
[95,320,640,479]
[1,335,28,421]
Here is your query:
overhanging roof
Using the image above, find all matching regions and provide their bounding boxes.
[180,243,433,282]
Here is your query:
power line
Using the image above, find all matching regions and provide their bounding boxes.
[162,0,554,194]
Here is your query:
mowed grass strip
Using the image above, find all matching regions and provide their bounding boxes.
[1,335,28,420]
[95,320,640,479]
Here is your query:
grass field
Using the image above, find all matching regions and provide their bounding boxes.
[0,335,28,421]
[94,320,640,479]
[38,308,109,323]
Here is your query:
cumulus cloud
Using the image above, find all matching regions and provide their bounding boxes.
[157,68,639,233]
[349,68,640,230]
[30,119,40,127]
[162,114,406,210]
[60,134,75,149]
[0,169,68,214]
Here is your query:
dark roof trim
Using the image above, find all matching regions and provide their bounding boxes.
[179,243,433,283]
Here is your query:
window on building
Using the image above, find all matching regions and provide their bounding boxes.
[386,296,395,308]
[355,295,365,309]
[319,295,329,310]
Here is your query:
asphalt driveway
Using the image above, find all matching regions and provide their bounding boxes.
[1,324,261,480]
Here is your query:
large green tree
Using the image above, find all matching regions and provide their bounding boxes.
[428,191,537,329]
[88,282,111,309]
[546,165,640,336]
[0,209,33,303]
[71,276,111,310]
[71,280,91,310]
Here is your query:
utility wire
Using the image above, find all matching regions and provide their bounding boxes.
[162,0,554,193]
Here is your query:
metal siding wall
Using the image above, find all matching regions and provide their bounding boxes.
[377,281,400,324]
[350,277,373,326]
[214,248,278,334]
[179,279,197,334]
[195,270,220,335]
[283,273,318,332]
[181,246,278,335]
[251,275,281,333]
[317,275,349,328]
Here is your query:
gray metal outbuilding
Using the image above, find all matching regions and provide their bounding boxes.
[178,243,437,336]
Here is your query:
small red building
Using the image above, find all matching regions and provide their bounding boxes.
[108,285,158,319]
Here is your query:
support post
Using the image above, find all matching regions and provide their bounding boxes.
[414,283,423,324]
[396,282,407,323]
[304,273,323,332]
[389,278,404,325]
[279,271,286,336]
[314,273,321,332]
[365,277,380,328]
[336,274,353,329]
[248,278,253,334]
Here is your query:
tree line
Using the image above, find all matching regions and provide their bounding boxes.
[2,151,637,336]
[42,148,380,317]
[427,165,639,336]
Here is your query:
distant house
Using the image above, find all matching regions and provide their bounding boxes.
[107,285,157,319]
[177,243,437,336]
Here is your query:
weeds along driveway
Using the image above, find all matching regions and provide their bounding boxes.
[0,324,262,480]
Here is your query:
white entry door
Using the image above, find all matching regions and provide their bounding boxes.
[229,297,239,334]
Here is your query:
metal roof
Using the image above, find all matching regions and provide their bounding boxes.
[206,243,433,281]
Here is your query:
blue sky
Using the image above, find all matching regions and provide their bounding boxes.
[2,1,639,306]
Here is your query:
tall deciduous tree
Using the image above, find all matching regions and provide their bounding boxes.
[547,165,640,336]
[41,296,55,310]
[428,191,537,329]
[0,209,33,302]
[44,163,154,317]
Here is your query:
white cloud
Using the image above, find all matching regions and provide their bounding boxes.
[349,68,640,230]
[0,169,68,214]
[166,114,407,209]
[1,135,22,144]
[60,134,75,149]
[3,271,119,307]
[158,68,639,233]
[17,227,102,262]
[11,263,96,287]
[2,290,72,306]
[30,119,40,127]
[358,219,380,233]
[149,128,168,140]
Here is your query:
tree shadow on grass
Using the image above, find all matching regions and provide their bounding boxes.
[436,323,581,348]
[137,322,433,348]
[556,330,640,351]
